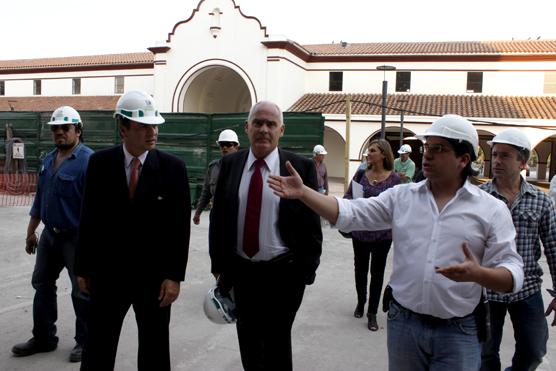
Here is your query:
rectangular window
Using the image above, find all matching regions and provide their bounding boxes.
[72,78,81,95]
[329,72,343,92]
[0,81,4,96]
[33,80,41,95]
[544,72,556,94]
[395,71,411,92]
[466,72,483,93]
[114,76,124,94]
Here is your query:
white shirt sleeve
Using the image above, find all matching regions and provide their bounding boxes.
[334,186,395,232]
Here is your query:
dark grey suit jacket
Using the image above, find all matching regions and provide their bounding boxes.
[209,148,322,285]
[75,145,191,282]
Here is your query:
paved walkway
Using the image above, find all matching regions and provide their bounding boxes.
[0,203,554,370]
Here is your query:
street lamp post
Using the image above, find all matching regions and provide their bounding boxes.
[398,98,408,148]
[376,65,396,139]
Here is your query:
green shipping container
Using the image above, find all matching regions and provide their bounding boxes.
[1,111,324,205]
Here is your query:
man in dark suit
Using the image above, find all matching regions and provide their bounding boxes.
[209,100,322,371]
[74,90,191,371]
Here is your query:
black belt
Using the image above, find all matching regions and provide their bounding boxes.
[46,225,77,236]
[392,299,474,325]
[234,251,295,267]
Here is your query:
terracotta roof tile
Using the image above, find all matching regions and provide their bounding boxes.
[302,40,556,56]
[0,96,120,112]
[289,93,556,120]
[0,53,153,72]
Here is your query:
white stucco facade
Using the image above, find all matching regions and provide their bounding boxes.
[2,0,556,181]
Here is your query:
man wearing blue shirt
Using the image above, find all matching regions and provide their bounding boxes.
[12,106,93,363]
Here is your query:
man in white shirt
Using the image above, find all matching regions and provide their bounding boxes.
[268,114,524,371]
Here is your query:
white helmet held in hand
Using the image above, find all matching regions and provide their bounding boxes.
[487,128,531,160]
[203,286,237,324]
[48,106,82,126]
[114,90,164,125]
[216,129,239,145]
[417,114,478,159]
[398,144,412,154]
[313,144,327,155]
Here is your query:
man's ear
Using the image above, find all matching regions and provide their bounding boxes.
[459,153,471,171]
[118,123,126,140]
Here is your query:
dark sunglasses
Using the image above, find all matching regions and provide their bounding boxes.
[219,141,236,148]
[50,124,74,132]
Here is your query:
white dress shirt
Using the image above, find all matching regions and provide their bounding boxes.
[236,147,288,261]
[335,180,524,319]
[123,145,148,185]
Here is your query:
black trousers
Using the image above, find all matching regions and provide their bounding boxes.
[352,238,391,314]
[232,254,306,371]
[80,278,171,371]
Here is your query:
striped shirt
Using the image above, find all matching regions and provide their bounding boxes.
[480,179,556,302]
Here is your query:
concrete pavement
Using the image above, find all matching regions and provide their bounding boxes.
[0,205,554,370]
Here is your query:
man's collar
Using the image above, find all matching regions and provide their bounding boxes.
[247,147,279,170]
[123,145,148,167]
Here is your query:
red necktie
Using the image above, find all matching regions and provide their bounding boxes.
[243,159,265,258]
[129,157,141,199]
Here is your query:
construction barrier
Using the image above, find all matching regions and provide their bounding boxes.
[0,173,37,206]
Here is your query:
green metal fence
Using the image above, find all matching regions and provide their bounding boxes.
[1,111,324,205]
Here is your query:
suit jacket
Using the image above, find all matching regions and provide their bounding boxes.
[209,148,322,284]
[75,145,191,282]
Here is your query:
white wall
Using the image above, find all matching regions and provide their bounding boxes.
[156,0,308,112]
[1,69,153,97]
[303,60,555,96]
[43,79,71,96]
[81,77,116,96]
[5,80,33,96]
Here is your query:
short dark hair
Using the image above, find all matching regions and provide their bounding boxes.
[446,138,479,179]
[116,115,131,128]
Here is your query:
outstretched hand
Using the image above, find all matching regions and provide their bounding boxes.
[435,242,480,282]
[268,161,305,199]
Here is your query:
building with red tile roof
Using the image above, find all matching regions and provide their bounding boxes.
[1,0,556,181]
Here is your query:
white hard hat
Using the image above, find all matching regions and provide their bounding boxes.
[313,144,327,155]
[203,286,236,324]
[417,114,479,159]
[216,129,239,145]
[398,144,412,154]
[487,128,531,159]
[114,90,164,125]
[48,106,82,126]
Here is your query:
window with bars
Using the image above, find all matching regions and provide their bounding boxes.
[72,78,81,95]
[466,72,483,93]
[544,72,556,94]
[115,76,124,94]
[0,81,4,96]
[33,80,41,95]
[329,72,343,92]
[396,72,411,92]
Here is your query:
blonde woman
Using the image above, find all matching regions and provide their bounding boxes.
[344,139,400,331]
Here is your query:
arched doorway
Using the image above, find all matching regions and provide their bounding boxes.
[181,65,252,113]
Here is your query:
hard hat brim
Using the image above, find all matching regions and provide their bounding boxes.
[114,112,165,125]
[47,120,79,126]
